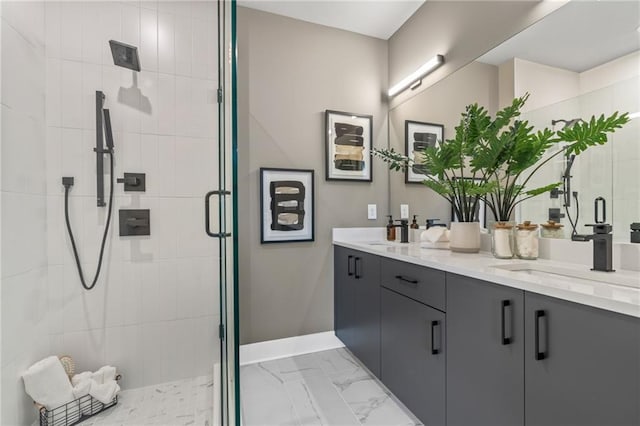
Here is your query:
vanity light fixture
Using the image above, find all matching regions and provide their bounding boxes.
[388,54,444,97]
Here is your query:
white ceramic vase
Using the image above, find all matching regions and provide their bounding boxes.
[449,222,481,253]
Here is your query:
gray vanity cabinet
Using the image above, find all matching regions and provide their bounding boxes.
[334,245,356,349]
[381,288,446,426]
[379,258,446,425]
[446,274,525,426]
[524,292,640,426]
[333,246,381,377]
[335,244,640,426]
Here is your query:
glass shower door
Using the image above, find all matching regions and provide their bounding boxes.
[206,0,238,425]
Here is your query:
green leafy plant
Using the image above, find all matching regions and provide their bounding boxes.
[375,104,494,222]
[375,93,630,222]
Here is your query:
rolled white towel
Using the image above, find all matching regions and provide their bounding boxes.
[421,227,450,243]
[22,356,75,410]
[89,380,120,404]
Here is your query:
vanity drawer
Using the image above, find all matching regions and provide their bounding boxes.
[380,258,446,311]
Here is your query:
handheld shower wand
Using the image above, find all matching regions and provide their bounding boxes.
[562,151,579,237]
[563,154,576,208]
[552,117,583,237]
[62,91,116,291]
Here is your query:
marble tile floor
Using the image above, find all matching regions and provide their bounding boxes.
[77,375,213,426]
[240,348,423,426]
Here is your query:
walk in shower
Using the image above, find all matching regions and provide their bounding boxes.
[0,1,238,424]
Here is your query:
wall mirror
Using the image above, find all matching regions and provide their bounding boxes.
[388,1,639,241]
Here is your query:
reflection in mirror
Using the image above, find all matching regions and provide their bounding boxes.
[389,1,639,241]
[517,75,639,241]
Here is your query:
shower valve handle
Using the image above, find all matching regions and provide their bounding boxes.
[117,176,140,186]
[126,217,149,228]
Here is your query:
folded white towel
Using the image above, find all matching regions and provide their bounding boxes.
[72,379,91,399]
[71,371,92,387]
[88,365,117,385]
[421,227,450,243]
[91,371,104,384]
[89,379,120,404]
[22,356,75,410]
[96,365,117,383]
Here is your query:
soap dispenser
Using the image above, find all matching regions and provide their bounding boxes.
[410,215,419,229]
[386,215,396,241]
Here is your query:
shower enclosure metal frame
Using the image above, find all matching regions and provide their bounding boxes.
[206,0,239,424]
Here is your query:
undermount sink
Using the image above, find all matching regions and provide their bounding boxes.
[366,241,395,246]
[491,263,640,290]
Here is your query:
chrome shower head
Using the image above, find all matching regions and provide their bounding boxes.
[109,40,141,72]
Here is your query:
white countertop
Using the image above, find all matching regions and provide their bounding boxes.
[333,228,640,318]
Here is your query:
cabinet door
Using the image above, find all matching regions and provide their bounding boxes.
[446,274,524,426]
[381,288,445,426]
[351,252,381,377]
[525,292,640,426]
[334,246,356,349]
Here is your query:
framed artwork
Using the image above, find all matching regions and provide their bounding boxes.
[260,168,315,243]
[405,120,444,184]
[325,110,373,181]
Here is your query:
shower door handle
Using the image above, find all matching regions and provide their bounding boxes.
[205,190,232,238]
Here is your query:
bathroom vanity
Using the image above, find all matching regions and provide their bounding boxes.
[333,230,640,426]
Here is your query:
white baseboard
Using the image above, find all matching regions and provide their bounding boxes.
[239,331,345,366]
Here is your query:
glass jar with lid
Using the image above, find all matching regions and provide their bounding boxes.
[492,222,514,259]
[540,220,564,239]
[515,221,539,260]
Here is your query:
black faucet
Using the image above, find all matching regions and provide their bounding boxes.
[573,223,614,272]
[588,223,614,272]
[571,196,614,272]
[395,219,409,243]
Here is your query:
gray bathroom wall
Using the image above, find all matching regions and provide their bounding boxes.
[237,7,389,344]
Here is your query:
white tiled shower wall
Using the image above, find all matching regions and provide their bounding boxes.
[1,2,221,424]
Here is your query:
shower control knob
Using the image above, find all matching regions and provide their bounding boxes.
[117,176,139,186]
[117,172,146,192]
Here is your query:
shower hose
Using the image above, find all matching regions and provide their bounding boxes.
[63,151,114,291]
[564,191,580,238]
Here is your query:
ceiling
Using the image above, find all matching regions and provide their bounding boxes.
[238,1,640,72]
[237,0,426,40]
[477,1,640,72]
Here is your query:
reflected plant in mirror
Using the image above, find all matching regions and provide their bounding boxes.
[375,93,630,228]
[470,93,629,224]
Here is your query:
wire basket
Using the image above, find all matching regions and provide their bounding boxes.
[37,374,121,426]
[38,394,118,426]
